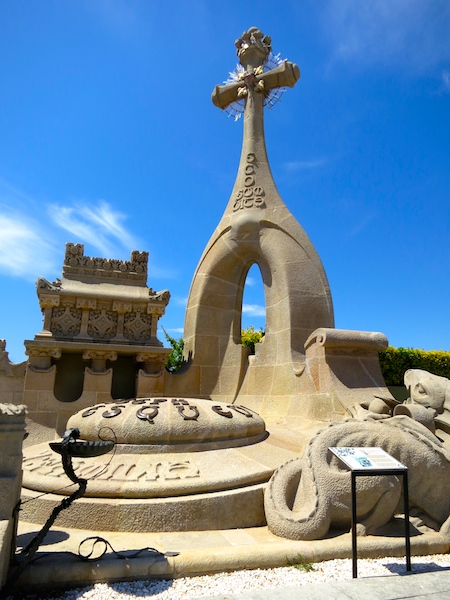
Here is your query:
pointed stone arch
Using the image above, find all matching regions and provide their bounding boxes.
[179,200,334,402]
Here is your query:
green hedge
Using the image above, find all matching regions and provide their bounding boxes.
[379,347,450,386]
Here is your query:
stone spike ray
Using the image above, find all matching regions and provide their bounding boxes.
[172,27,334,406]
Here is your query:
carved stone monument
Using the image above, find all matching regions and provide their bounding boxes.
[22,243,171,445]
[2,29,447,588]
[165,26,392,426]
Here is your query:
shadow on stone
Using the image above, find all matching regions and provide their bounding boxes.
[383,561,450,575]
[16,529,69,549]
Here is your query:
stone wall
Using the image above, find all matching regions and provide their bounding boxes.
[0,403,27,588]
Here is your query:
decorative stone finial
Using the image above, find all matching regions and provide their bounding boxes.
[234,27,272,70]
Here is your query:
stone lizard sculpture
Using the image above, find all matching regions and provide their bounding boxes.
[265,414,450,541]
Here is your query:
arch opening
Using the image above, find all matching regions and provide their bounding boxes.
[241,263,266,353]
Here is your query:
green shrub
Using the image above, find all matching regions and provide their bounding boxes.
[379,347,450,386]
[241,326,264,355]
[163,328,185,373]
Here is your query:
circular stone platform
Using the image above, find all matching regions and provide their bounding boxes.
[21,398,299,531]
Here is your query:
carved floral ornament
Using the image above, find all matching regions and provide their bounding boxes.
[25,347,62,359]
[51,307,82,337]
[235,27,272,61]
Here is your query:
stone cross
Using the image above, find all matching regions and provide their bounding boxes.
[211,27,300,194]
[212,26,300,121]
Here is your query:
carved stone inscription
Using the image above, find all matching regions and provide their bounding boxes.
[81,398,254,424]
[23,450,200,482]
[233,153,266,211]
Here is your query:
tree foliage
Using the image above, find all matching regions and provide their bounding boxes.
[163,328,185,373]
[163,325,265,372]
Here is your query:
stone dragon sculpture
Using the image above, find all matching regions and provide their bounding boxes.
[265,369,450,541]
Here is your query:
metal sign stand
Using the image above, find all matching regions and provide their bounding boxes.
[329,447,412,579]
[351,468,411,578]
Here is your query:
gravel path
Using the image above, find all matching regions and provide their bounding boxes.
[17,554,450,600]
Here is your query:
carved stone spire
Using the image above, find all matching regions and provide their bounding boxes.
[171,28,334,406]
[212,27,300,216]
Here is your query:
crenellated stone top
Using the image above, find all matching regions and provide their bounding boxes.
[31,242,171,347]
[62,243,149,286]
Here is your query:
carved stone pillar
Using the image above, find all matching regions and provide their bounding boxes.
[25,347,61,370]
[0,404,27,588]
[75,298,97,340]
[111,302,132,342]
[36,296,60,338]
[82,350,117,373]
[135,352,166,375]
[149,308,158,339]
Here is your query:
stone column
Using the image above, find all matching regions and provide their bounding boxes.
[111,302,132,342]
[25,347,62,371]
[135,353,167,397]
[75,298,97,340]
[82,350,117,373]
[35,295,60,338]
[0,404,27,588]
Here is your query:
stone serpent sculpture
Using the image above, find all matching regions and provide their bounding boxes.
[264,414,450,541]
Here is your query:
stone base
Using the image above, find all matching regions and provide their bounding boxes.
[11,520,449,594]
[19,483,267,532]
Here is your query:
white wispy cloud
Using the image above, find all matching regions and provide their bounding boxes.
[166,327,184,334]
[48,200,139,257]
[442,70,450,92]
[175,297,189,307]
[324,0,450,72]
[245,276,256,287]
[0,212,58,279]
[242,304,266,317]
[349,212,378,237]
[0,177,173,281]
[284,158,327,172]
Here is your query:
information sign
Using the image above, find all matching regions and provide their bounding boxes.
[328,446,411,578]
[329,447,406,471]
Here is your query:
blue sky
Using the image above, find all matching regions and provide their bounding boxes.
[1,0,449,364]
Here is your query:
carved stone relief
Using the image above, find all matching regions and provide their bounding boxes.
[233,153,265,211]
[50,307,82,337]
[87,310,118,340]
[124,312,152,342]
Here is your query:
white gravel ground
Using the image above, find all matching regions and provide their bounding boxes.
[18,554,450,600]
